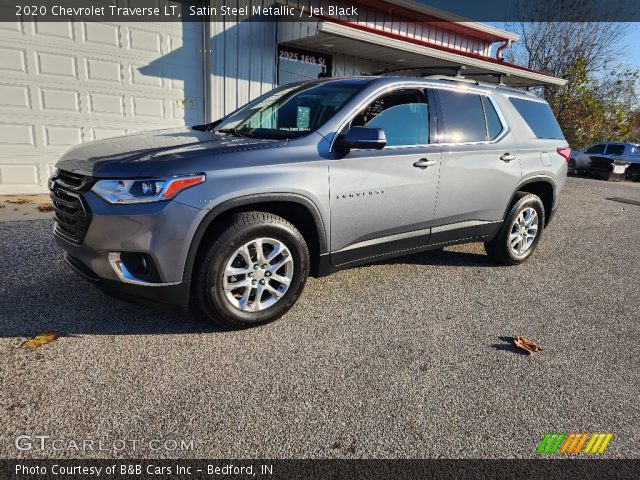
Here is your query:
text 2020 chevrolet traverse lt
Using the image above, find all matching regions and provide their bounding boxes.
[50,77,569,328]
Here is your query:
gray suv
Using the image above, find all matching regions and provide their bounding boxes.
[50,77,569,328]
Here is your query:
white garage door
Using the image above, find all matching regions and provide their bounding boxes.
[0,18,204,194]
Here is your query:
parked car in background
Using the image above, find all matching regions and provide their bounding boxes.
[570,142,640,180]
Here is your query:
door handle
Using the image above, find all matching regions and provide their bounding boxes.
[413,158,437,169]
[500,153,517,163]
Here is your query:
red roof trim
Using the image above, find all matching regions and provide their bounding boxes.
[317,16,550,77]
[349,0,509,43]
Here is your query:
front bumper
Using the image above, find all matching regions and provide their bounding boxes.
[65,254,190,311]
[54,190,205,310]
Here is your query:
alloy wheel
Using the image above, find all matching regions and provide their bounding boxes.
[509,207,539,256]
[221,237,294,312]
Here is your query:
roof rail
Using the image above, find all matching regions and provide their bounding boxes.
[424,74,479,85]
[365,65,533,89]
[367,65,469,77]
[466,72,509,86]
[495,84,536,96]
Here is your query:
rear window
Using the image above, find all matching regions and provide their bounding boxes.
[509,98,564,139]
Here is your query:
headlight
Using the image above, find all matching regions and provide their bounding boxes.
[91,174,205,204]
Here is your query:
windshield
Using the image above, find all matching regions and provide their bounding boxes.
[213,81,365,139]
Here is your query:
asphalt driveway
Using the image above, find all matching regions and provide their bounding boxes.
[1,177,638,459]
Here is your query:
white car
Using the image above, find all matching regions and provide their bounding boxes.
[570,142,640,176]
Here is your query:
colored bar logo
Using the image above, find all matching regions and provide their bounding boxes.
[537,433,613,454]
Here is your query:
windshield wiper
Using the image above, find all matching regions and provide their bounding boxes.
[215,128,254,138]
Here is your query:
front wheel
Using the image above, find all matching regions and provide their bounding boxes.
[194,212,309,329]
[484,192,546,265]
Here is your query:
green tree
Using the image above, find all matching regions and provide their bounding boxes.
[505,17,640,149]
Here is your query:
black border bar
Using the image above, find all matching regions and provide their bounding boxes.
[3,0,640,22]
[2,459,640,480]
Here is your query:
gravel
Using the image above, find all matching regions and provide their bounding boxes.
[0,177,638,459]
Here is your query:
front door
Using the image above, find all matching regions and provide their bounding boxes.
[329,88,441,265]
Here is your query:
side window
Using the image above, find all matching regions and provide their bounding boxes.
[586,144,606,154]
[509,98,564,139]
[482,96,503,140]
[437,90,487,143]
[351,89,429,146]
[605,144,625,156]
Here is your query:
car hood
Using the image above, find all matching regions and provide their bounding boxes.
[55,127,287,177]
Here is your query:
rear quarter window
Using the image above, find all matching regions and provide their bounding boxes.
[509,98,564,140]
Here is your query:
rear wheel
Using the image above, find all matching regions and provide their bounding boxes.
[628,165,640,182]
[484,192,545,265]
[195,212,309,328]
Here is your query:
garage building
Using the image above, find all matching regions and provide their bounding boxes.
[0,0,564,194]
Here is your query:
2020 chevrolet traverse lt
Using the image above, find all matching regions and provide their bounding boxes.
[50,77,568,328]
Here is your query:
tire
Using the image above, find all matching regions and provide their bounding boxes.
[484,192,546,266]
[194,211,310,329]
[628,166,640,182]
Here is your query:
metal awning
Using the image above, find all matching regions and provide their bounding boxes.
[281,21,566,87]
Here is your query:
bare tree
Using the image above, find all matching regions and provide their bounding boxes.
[502,1,639,146]
[505,0,632,78]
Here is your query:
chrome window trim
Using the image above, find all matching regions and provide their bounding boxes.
[330,81,510,152]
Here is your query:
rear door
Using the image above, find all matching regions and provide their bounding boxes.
[431,88,521,242]
[581,144,606,169]
[329,87,441,264]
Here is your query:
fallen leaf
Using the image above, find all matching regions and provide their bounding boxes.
[513,335,544,355]
[37,203,52,212]
[0,204,5,208]
[21,332,60,350]
[6,198,33,204]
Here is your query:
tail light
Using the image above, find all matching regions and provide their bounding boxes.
[557,147,571,162]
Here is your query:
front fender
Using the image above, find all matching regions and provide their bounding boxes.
[180,192,328,282]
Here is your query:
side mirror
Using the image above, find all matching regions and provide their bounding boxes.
[338,126,386,150]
